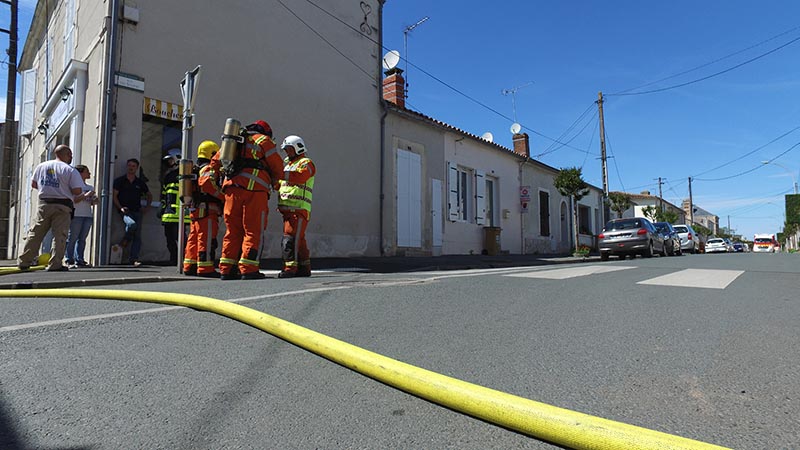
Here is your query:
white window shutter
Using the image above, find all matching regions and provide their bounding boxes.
[20,69,36,135]
[447,163,459,221]
[63,0,75,66]
[475,170,486,225]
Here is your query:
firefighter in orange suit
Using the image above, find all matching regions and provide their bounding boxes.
[218,120,284,280]
[277,135,316,278]
[183,140,224,277]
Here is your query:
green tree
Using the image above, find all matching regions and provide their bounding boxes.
[607,192,632,219]
[692,223,712,237]
[554,167,590,253]
[660,209,679,224]
[641,205,659,222]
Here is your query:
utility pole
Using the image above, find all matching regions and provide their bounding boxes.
[596,92,609,222]
[656,177,665,212]
[688,176,694,225]
[0,0,18,259]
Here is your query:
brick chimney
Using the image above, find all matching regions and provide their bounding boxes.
[512,132,530,158]
[382,68,405,108]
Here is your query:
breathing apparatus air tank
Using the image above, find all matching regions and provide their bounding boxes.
[178,158,194,203]
[219,118,245,176]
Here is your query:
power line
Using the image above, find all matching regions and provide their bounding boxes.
[690,124,800,178]
[579,117,599,170]
[536,105,598,158]
[603,127,627,193]
[609,33,800,97]
[695,139,800,182]
[300,0,599,153]
[536,102,596,157]
[276,0,374,81]
[611,25,800,95]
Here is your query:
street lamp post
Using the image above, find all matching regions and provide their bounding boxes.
[762,160,799,194]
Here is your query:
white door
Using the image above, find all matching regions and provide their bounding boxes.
[431,178,442,248]
[397,149,421,247]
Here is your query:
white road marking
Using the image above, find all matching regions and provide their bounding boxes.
[504,265,636,279]
[637,269,744,289]
[0,286,351,333]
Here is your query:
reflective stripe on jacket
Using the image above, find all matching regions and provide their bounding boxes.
[221,133,283,192]
[160,169,184,223]
[278,156,315,216]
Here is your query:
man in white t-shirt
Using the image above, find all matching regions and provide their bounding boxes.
[17,145,84,271]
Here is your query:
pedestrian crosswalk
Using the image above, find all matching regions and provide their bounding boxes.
[636,268,744,289]
[505,265,635,280]
[503,265,745,290]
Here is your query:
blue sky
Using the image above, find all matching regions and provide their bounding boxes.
[383,1,800,239]
[2,1,798,239]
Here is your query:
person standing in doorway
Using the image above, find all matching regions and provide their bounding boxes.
[112,158,152,266]
[160,149,182,265]
[65,165,98,267]
[277,135,315,278]
[17,145,84,271]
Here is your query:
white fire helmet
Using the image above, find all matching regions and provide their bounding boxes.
[163,148,181,165]
[280,135,306,155]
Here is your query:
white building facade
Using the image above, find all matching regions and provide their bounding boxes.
[13,0,386,262]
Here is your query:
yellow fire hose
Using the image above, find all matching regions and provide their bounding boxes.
[0,254,51,275]
[0,288,729,450]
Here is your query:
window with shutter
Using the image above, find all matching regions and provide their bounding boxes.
[475,170,485,225]
[64,0,76,66]
[19,69,36,135]
[447,163,459,221]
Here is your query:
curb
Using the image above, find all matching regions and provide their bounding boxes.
[0,276,187,290]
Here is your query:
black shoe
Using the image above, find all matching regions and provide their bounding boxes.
[278,270,297,279]
[197,271,221,278]
[220,273,238,280]
[241,271,266,280]
[297,267,311,277]
[184,269,197,276]
[46,266,70,272]
[17,265,30,271]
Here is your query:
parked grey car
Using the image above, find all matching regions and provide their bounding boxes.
[653,222,682,256]
[599,217,666,260]
[672,224,700,253]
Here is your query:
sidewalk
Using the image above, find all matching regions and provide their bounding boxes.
[0,254,600,289]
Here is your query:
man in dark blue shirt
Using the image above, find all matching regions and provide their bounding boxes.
[112,158,152,266]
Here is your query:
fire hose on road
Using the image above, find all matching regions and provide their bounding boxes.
[0,288,729,450]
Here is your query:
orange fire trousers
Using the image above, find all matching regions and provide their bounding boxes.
[183,211,220,275]
[220,187,268,276]
[281,210,310,273]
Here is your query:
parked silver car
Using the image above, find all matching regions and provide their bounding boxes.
[672,224,700,253]
[599,217,666,260]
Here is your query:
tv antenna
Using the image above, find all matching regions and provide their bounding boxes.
[501,81,534,123]
[403,16,429,90]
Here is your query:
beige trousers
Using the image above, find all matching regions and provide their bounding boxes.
[18,203,72,269]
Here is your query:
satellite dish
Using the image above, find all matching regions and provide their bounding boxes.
[510,123,522,134]
[481,132,494,142]
[382,50,401,70]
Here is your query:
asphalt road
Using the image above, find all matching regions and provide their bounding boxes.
[1,253,798,449]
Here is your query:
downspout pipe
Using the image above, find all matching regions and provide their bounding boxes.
[377,1,386,257]
[97,0,120,265]
[518,157,530,255]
